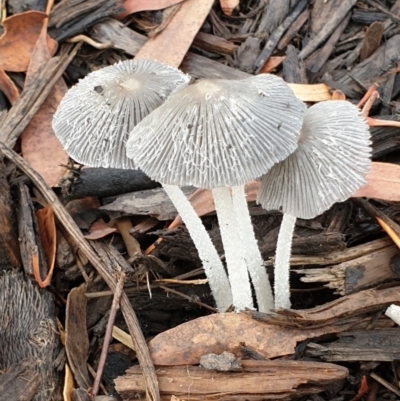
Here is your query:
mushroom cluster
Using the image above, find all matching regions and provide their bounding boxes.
[53,58,371,313]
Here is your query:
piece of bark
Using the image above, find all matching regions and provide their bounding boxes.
[337,34,400,89]
[65,284,91,389]
[248,286,400,328]
[254,0,309,72]
[0,359,40,401]
[234,36,262,73]
[48,0,124,42]
[277,8,310,50]
[381,75,396,114]
[360,21,384,61]
[60,167,160,201]
[0,154,20,269]
[297,244,400,295]
[265,237,392,267]
[299,0,357,60]
[307,329,400,362]
[193,31,237,55]
[256,0,291,35]
[352,9,388,24]
[306,12,351,74]
[101,187,196,220]
[115,360,348,401]
[282,45,308,83]
[371,116,400,157]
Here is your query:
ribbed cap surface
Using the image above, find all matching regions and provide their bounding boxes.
[52,59,190,169]
[258,101,371,219]
[126,74,306,188]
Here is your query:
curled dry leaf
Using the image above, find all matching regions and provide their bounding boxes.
[117,0,185,19]
[0,11,57,72]
[35,205,56,288]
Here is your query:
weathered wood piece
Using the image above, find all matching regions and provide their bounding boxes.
[282,45,308,83]
[307,329,400,361]
[257,0,291,35]
[101,187,196,220]
[65,284,91,389]
[115,360,349,401]
[0,154,20,269]
[193,31,237,55]
[61,167,160,200]
[277,8,310,50]
[337,34,400,89]
[91,19,248,80]
[253,0,308,73]
[297,244,400,295]
[371,116,400,157]
[234,37,262,73]
[0,359,40,401]
[248,286,400,328]
[48,0,124,42]
[306,12,351,74]
[299,0,357,60]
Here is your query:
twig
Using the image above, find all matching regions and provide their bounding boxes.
[0,143,160,401]
[90,272,126,398]
[159,285,218,312]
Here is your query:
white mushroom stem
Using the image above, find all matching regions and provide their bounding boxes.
[274,213,297,309]
[231,185,274,312]
[212,187,254,311]
[385,304,400,326]
[163,184,233,311]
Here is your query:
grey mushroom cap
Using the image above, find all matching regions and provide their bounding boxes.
[257,100,371,219]
[126,74,306,189]
[52,59,190,169]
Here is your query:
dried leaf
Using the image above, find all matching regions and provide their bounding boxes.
[220,0,239,16]
[135,0,214,67]
[148,313,355,366]
[84,219,117,240]
[21,14,68,187]
[0,11,57,72]
[35,205,56,287]
[259,56,286,73]
[117,0,185,19]
[0,69,19,104]
[354,162,400,201]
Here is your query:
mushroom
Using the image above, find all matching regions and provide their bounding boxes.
[257,100,371,309]
[127,74,305,311]
[52,59,233,311]
[52,59,190,169]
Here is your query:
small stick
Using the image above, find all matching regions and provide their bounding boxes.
[67,34,113,49]
[90,272,126,398]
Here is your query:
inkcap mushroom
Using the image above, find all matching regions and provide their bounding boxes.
[52,59,190,169]
[127,74,306,311]
[258,100,371,309]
